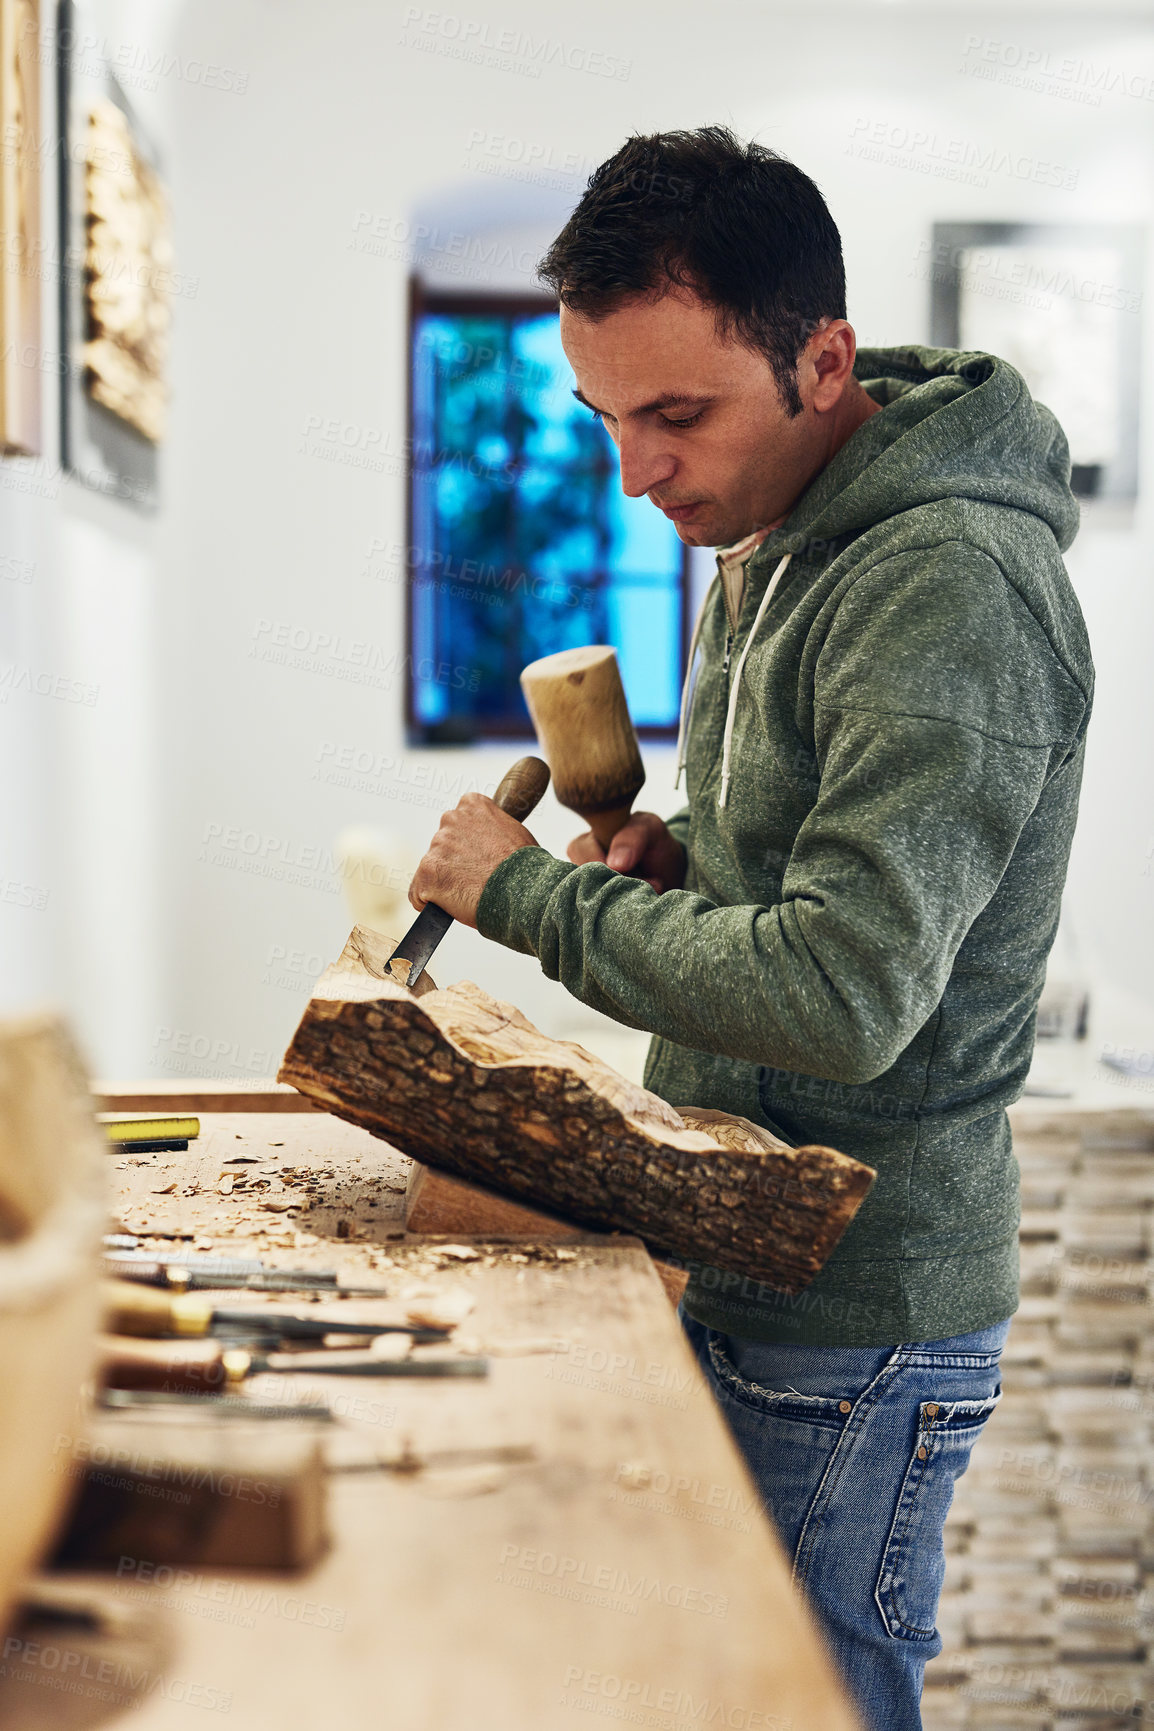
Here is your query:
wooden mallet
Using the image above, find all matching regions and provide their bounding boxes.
[520,645,644,851]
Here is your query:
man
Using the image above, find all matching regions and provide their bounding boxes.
[409,128,1093,1729]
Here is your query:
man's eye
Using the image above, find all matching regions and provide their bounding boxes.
[663,413,702,429]
[587,407,605,424]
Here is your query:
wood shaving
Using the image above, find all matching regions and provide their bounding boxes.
[456,1334,563,1356]
[402,1287,475,1330]
[369,1334,413,1361]
[417,1466,505,1498]
[217,1175,234,1195]
[150,1182,177,1194]
[259,1200,295,1212]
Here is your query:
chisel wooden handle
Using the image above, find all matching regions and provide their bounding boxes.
[520,647,644,850]
[99,1334,230,1393]
[492,755,551,822]
[387,755,551,988]
[103,1279,214,1337]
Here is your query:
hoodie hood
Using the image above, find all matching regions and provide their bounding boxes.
[679,345,1083,806]
[763,345,1080,560]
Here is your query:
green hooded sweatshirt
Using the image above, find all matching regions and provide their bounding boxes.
[477,345,1094,1346]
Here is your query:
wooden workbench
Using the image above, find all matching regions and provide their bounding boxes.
[0,1098,860,1730]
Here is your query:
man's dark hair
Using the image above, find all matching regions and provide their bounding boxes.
[538,127,846,417]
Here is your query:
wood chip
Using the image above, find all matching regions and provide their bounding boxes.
[150,1182,177,1194]
[369,1334,413,1361]
[418,1466,505,1498]
[217,1175,234,1195]
[459,1334,562,1356]
[402,1288,475,1330]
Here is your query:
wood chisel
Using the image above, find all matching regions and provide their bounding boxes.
[104,1253,390,1296]
[102,1280,447,1344]
[99,1388,337,1421]
[386,754,550,989]
[100,1336,488,1393]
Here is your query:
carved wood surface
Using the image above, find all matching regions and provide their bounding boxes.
[279,927,874,1293]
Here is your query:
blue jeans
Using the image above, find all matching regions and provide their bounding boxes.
[681,1310,1010,1731]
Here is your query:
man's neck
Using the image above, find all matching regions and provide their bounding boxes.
[760,380,882,534]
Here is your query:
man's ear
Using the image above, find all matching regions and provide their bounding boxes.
[806,320,857,412]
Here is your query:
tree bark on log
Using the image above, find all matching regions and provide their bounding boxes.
[278,927,874,1294]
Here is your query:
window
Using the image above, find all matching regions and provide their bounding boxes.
[407,288,689,742]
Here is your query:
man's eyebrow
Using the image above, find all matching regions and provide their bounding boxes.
[571,387,714,418]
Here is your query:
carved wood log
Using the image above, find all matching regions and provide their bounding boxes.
[278,927,875,1293]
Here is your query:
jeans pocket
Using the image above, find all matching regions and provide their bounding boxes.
[705,1331,849,1431]
[875,1390,1002,1641]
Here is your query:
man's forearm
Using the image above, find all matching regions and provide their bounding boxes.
[478,846,904,1085]
[477,705,1053,1088]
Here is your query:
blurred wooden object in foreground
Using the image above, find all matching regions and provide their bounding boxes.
[0,1012,103,1633]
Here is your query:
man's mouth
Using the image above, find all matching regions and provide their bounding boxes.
[655,501,702,523]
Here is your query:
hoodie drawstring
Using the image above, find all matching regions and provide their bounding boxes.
[719,552,792,807]
[674,551,793,803]
[674,583,712,789]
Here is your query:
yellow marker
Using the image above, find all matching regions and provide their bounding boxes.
[100,1116,200,1143]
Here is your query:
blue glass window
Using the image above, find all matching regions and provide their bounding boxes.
[407,295,688,742]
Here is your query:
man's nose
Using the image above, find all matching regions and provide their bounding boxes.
[616,430,676,500]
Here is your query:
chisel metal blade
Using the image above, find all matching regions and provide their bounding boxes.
[251,1349,489,1378]
[385,901,453,990]
[99,1389,336,1421]
[211,1311,450,1343]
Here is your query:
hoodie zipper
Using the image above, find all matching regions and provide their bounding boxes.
[719,555,740,677]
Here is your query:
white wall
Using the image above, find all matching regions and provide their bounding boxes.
[0,0,182,1076]
[4,0,1153,1079]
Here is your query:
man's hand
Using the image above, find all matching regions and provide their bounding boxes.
[408,794,538,927]
[566,811,686,894]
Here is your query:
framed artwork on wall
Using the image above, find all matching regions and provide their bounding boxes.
[0,0,42,455]
[929,222,1142,503]
[57,0,171,506]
